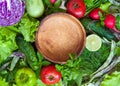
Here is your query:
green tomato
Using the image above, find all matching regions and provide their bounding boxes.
[15,67,37,86]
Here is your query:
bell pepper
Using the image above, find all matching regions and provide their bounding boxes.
[15,67,37,86]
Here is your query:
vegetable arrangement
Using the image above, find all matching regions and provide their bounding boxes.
[0,0,120,86]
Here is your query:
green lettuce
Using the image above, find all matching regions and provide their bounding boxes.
[0,76,9,86]
[0,13,39,63]
[7,13,40,42]
[0,27,18,63]
[101,71,120,86]
[17,13,39,42]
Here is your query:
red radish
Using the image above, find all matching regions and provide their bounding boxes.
[104,14,116,29]
[89,8,103,20]
[112,27,120,33]
[104,14,120,33]
[50,0,56,4]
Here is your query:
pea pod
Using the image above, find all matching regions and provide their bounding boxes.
[16,36,39,70]
[15,67,37,86]
[25,0,44,18]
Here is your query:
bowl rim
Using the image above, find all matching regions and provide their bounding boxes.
[35,12,86,64]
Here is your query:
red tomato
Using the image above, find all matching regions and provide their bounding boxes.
[40,65,62,85]
[67,0,86,18]
[89,8,103,20]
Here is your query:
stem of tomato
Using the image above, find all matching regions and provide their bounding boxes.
[73,3,79,8]
[49,75,54,81]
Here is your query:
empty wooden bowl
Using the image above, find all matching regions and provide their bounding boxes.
[35,13,86,64]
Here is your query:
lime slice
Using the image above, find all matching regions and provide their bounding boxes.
[86,34,102,52]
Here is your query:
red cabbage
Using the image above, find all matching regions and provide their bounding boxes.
[0,0,25,26]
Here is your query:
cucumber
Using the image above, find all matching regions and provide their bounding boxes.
[16,36,39,70]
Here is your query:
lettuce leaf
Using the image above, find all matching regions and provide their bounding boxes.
[17,13,39,42]
[101,71,120,86]
[0,76,9,86]
[6,13,40,42]
[0,27,18,63]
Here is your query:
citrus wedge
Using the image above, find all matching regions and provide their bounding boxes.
[86,34,102,52]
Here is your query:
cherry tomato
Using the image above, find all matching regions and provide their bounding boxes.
[40,65,62,85]
[67,0,86,18]
[89,8,103,20]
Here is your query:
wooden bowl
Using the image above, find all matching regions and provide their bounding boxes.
[35,13,86,64]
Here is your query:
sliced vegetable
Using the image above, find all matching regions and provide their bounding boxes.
[0,0,25,26]
[86,34,102,52]
[25,0,44,18]
[15,67,37,86]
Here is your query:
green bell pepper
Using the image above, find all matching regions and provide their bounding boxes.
[15,68,37,86]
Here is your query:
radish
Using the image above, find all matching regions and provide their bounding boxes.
[89,8,103,20]
[50,0,56,4]
[104,14,116,29]
[104,14,120,33]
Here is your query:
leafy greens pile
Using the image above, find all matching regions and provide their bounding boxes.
[0,0,120,86]
[0,13,39,64]
[56,43,110,86]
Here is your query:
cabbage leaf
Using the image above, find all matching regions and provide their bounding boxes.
[16,13,39,42]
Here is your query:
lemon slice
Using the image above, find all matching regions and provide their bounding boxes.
[86,34,102,52]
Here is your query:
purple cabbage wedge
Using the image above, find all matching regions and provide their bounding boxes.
[0,0,25,26]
